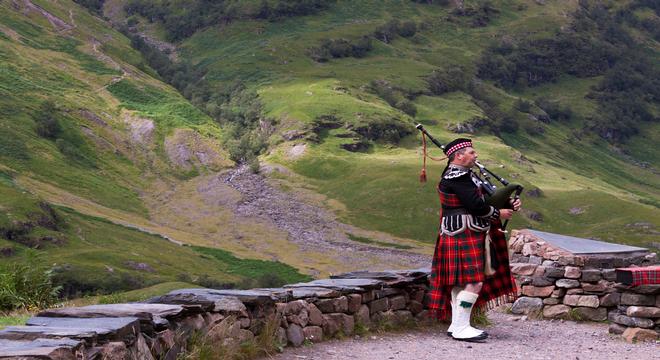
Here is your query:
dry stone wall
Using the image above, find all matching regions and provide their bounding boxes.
[3,229,659,358]
[509,230,660,342]
[0,269,431,359]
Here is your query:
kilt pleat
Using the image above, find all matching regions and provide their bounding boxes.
[427,220,517,320]
[427,228,485,320]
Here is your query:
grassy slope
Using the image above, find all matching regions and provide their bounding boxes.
[176,0,659,249]
[0,0,308,294]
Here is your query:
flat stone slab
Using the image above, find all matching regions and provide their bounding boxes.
[18,317,140,343]
[0,326,100,343]
[285,278,383,292]
[159,288,278,305]
[331,271,402,280]
[331,270,425,287]
[148,290,249,316]
[529,230,648,255]
[282,287,341,299]
[0,338,83,358]
[38,304,185,320]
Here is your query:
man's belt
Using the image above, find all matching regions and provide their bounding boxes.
[441,208,468,216]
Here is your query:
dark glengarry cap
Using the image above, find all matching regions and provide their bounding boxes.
[443,138,473,156]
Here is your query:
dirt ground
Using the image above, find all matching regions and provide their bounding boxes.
[263,311,659,360]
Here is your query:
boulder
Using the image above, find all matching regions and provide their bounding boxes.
[574,307,607,321]
[315,296,348,313]
[283,300,307,315]
[621,293,655,306]
[581,280,609,294]
[286,324,304,347]
[389,296,407,310]
[556,279,580,288]
[626,306,660,318]
[511,297,543,315]
[564,267,582,279]
[532,276,555,287]
[347,294,362,314]
[369,298,389,314]
[543,305,570,319]
[608,312,655,328]
[622,328,659,343]
[307,304,324,326]
[599,293,621,307]
[608,323,627,335]
[510,263,537,276]
[302,326,323,343]
[543,298,559,305]
[581,269,602,282]
[354,305,371,326]
[522,285,554,297]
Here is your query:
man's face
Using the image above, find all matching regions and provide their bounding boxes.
[456,147,477,168]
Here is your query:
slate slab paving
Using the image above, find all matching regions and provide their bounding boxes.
[154,288,278,305]
[528,230,648,254]
[19,317,140,344]
[285,278,383,292]
[147,290,249,316]
[0,338,83,358]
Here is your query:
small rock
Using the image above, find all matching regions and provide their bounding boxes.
[626,306,660,318]
[564,266,582,279]
[608,323,627,335]
[286,324,305,347]
[622,327,659,343]
[511,297,543,315]
[522,285,555,297]
[620,293,655,306]
[556,279,580,288]
[543,305,570,319]
[581,269,602,282]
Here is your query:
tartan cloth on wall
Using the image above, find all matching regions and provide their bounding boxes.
[616,266,660,286]
[427,219,517,320]
[476,220,517,311]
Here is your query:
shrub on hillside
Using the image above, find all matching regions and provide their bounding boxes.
[353,118,414,144]
[34,101,62,139]
[374,19,419,43]
[308,37,373,62]
[534,98,573,122]
[125,0,336,41]
[426,67,471,95]
[0,250,61,311]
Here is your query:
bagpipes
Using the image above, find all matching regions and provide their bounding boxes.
[416,124,523,232]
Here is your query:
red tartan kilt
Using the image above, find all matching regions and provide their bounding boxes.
[431,228,486,287]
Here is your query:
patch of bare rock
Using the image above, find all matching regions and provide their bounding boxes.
[220,164,428,271]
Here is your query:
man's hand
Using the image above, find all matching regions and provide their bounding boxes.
[500,209,514,220]
[510,198,522,211]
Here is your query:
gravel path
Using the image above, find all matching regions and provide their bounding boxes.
[264,312,658,360]
[221,165,429,271]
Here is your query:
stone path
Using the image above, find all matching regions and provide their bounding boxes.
[265,311,659,360]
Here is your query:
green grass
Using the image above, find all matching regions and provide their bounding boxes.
[0,313,30,330]
[191,246,312,285]
[347,234,413,250]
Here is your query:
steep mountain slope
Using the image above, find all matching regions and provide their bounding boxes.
[0,0,312,296]
[115,0,659,249]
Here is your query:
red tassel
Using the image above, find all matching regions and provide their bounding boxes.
[420,132,428,183]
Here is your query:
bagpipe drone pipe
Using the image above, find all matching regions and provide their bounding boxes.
[415,124,523,231]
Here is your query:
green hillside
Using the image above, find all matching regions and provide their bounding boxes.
[0,0,308,300]
[117,0,659,248]
[1,0,658,306]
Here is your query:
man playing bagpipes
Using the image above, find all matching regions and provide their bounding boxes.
[418,133,521,342]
